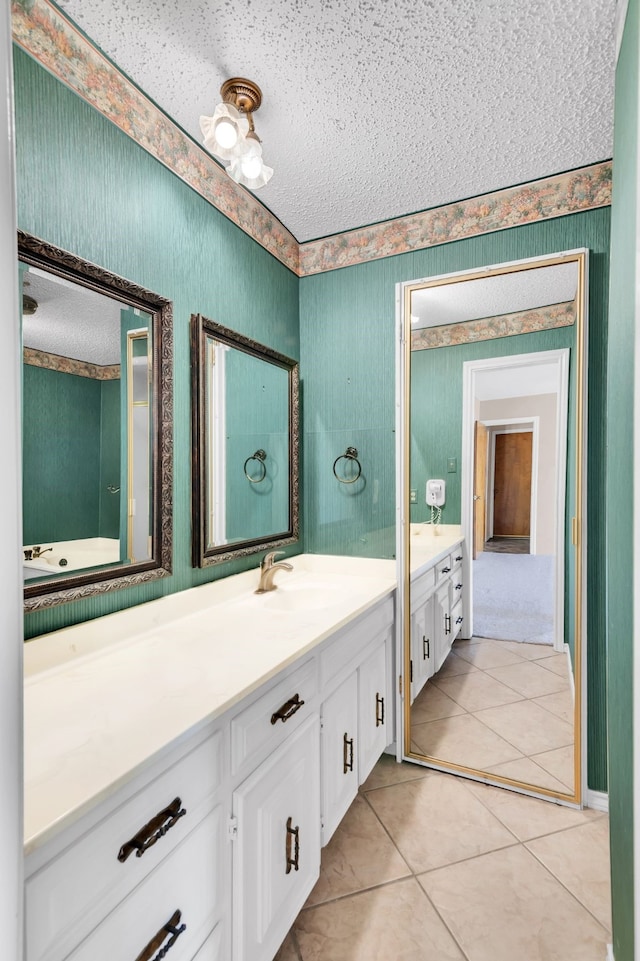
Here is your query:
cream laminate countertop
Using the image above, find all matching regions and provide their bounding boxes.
[24,554,396,854]
[409,524,464,577]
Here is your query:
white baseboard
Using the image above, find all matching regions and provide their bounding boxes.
[586,789,609,813]
[606,942,614,961]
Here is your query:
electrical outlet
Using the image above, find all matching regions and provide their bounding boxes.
[410,489,417,503]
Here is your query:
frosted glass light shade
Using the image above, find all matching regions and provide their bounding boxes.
[227,138,274,189]
[200,102,250,160]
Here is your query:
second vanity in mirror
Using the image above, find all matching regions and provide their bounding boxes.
[191,314,299,567]
[398,249,587,805]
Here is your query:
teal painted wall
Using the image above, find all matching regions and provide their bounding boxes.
[23,364,102,543]
[299,209,610,792]
[606,1,637,956]
[14,47,300,639]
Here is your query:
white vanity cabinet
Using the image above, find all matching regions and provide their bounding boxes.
[24,567,396,961]
[232,715,321,961]
[411,538,466,682]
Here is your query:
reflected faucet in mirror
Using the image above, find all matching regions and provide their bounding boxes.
[255,551,294,593]
[24,546,52,560]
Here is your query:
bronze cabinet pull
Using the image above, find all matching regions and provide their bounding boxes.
[134,909,186,961]
[440,566,451,574]
[456,616,464,625]
[445,614,451,635]
[455,555,463,561]
[455,583,463,590]
[343,732,354,773]
[118,797,186,863]
[422,635,430,659]
[271,693,305,725]
[376,693,385,727]
[285,817,300,873]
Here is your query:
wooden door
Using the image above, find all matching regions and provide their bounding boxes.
[493,432,532,536]
[473,421,488,559]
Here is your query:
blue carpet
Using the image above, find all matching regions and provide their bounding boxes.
[472,552,554,645]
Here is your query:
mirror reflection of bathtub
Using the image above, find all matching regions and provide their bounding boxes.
[22,537,120,581]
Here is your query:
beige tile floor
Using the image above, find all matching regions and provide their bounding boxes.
[410,636,575,793]
[274,756,611,961]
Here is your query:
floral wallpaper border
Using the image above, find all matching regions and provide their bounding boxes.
[411,301,576,351]
[12,1,612,279]
[300,164,612,276]
[24,346,120,380]
[11,0,300,274]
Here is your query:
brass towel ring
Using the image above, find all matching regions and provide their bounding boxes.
[333,447,362,484]
[244,449,267,483]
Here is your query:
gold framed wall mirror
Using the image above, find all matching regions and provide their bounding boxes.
[190,314,300,567]
[398,249,587,804]
[19,231,173,612]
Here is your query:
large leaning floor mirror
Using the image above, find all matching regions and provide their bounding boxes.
[398,249,587,805]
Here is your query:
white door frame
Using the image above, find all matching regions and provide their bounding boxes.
[483,418,538,553]
[462,350,569,653]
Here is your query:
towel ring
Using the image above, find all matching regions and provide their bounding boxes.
[244,449,267,483]
[333,447,362,484]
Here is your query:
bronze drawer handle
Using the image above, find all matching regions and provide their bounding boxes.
[376,693,385,727]
[445,614,451,635]
[422,635,430,660]
[455,555,463,561]
[271,693,305,725]
[286,817,300,873]
[343,732,354,773]
[440,566,451,574]
[118,797,186,863]
[456,616,464,625]
[455,583,463,590]
[134,909,186,961]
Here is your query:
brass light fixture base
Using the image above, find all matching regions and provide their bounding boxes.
[220,78,262,114]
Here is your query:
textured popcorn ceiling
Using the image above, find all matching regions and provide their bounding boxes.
[22,268,133,365]
[411,261,578,329]
[56,0,617,242]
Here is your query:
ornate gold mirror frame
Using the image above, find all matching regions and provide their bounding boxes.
[399,249,587,804]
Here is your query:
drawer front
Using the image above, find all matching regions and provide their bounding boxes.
[451,545,464,569]
[436,554,453,582]
[320,596,394,691]
[66,805,222,961]
[231,657,318,775]
[451,598,464,640]
[26,730,223,961]
[410,564,436,602]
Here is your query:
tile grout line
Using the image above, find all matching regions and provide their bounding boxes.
[524,837,613,936]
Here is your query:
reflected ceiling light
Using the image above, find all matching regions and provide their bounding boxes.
[200,78,273,189]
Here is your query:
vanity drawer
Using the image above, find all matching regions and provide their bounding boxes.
[66,805,222,961]
[231,657,317,775]
[410,565,436,605]
[320,596,394,691]
[26,730,223,961]
[436,554,453,581]
[451,546,464,569]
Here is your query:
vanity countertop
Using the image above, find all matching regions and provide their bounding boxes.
[409,523,463,577]
[23,554,396,854]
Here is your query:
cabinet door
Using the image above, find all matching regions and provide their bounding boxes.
[358,642,388,784]
[233,715,321,961]
[410,593,435,702]
[321,672,359,844]
[434,579,453,673]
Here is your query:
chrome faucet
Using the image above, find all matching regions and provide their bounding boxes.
[255,550,293,594]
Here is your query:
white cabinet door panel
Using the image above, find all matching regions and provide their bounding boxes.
[321,672,358,844]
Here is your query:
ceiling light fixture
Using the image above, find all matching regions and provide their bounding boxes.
[200,78,273,190]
